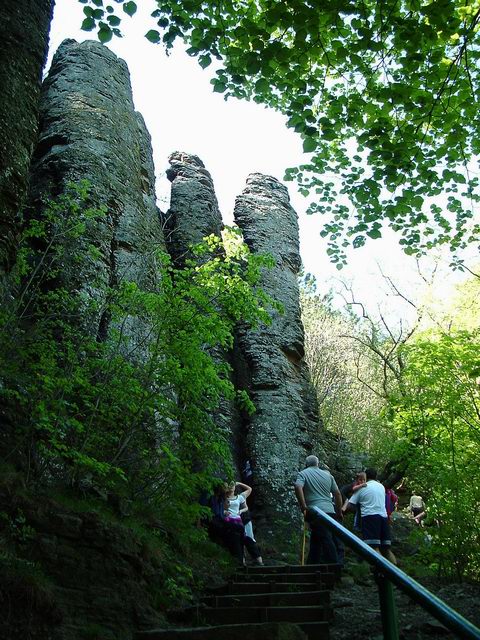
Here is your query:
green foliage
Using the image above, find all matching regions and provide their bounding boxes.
[300,277,391,458]
[79,0,480,266]
[388,328,480,579]
[0,183,275,541]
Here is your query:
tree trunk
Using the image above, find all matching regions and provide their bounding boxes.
[0,0,54,278]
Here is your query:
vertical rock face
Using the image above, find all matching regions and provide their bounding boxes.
[233,173,319,529]
[0,0,54,279]
[165,151,222,265]
[165,151,242,465]
[28,39,165,341]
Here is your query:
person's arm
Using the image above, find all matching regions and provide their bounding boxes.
[333,488,343,519]
[235,481,252,499]
[352,482,367,492]
[345,491,359,513]
[294,484,307,513]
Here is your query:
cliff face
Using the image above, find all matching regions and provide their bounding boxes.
[233,173,319,529]
[0,0,54,280]
[27,39,165,343]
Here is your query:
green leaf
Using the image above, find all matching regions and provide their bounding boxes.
[98,25,113,43]
[122,1,137,17]
[145,29,160,43]
[107,14,121,26]
[303,138,317,153]
[81,17,96,31]
[199,54,212,69]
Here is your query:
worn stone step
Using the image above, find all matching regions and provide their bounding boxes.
[232,571,338,586]
[239,564,340,575]
[135,622,309,640]
[198,605,333,625]
[207,580,332,595]
[203,589,331,608]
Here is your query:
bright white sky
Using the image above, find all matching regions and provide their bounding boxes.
[48,0,475,326]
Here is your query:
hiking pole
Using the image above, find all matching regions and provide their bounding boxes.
[301,514,306,566]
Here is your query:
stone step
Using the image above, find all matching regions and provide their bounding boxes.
[207,581,332,595]
[231,571,338,586]
[198,604,333,625]
[203,589,331,608]
[239,563,340,575]
[135,622,310,640]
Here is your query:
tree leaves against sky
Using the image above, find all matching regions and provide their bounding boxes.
[79,0,480,267]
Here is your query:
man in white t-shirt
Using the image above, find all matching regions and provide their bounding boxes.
[347,468,397,564]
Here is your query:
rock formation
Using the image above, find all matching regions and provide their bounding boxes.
[27,39,165,344]
[164,151,223,265]
[233,173,319,530]
[165,151,242,465]
[0,0,54,279]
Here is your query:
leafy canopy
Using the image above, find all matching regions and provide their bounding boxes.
[79,0,480,266]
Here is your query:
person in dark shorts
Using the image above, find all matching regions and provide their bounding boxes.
[347,467,397,564]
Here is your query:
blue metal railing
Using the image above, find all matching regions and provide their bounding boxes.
[309,510,480,640]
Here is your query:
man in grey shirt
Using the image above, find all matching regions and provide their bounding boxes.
[294,455,343,564]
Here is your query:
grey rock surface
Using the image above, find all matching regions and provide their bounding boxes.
[27,39,165,343]
[165,151,222,265]
[233,173,320,530]
[0,0,54,279]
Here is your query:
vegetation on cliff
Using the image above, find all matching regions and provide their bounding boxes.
[0,183,278,630]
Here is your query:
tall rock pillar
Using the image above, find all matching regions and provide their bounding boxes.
[27,39,165,343]
[165,152,242,466]
[164,152,222,265]
[233,173,319,531]
[0,0,54,279]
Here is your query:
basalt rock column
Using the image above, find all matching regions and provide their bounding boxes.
[165,151,222,265]
[28,39,165,344]
[233,173,319,530]
[0,0,54,279]
[165,152,241,467]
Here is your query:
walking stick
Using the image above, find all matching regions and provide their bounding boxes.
[301,514,307,566]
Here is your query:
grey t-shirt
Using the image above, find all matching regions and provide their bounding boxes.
[295,466,338,513]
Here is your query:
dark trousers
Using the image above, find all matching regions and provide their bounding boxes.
[244,535,261,560]
[208,519,251,563]
[306,509,342,565]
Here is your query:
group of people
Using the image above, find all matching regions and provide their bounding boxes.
[294,455,397,565]
[205,455,423,568]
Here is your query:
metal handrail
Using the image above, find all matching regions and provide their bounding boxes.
[309,510,480,640]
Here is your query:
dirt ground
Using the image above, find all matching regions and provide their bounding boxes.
[330,513,480,639]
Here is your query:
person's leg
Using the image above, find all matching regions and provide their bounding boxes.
[223,522,245,564]
[306,511,339,564]
[379,517,397,565]
[244,536,263,564]
[381,547,397,564]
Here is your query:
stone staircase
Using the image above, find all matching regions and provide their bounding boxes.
[136,564,341,640]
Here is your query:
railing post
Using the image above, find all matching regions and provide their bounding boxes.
[376,570,399,640]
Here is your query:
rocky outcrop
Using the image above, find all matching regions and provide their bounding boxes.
[233,174,319,530]
[0,0,54,280]
[27,39,165,343]
[164,152,222,265]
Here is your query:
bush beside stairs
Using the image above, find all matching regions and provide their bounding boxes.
[135,563,341,640]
